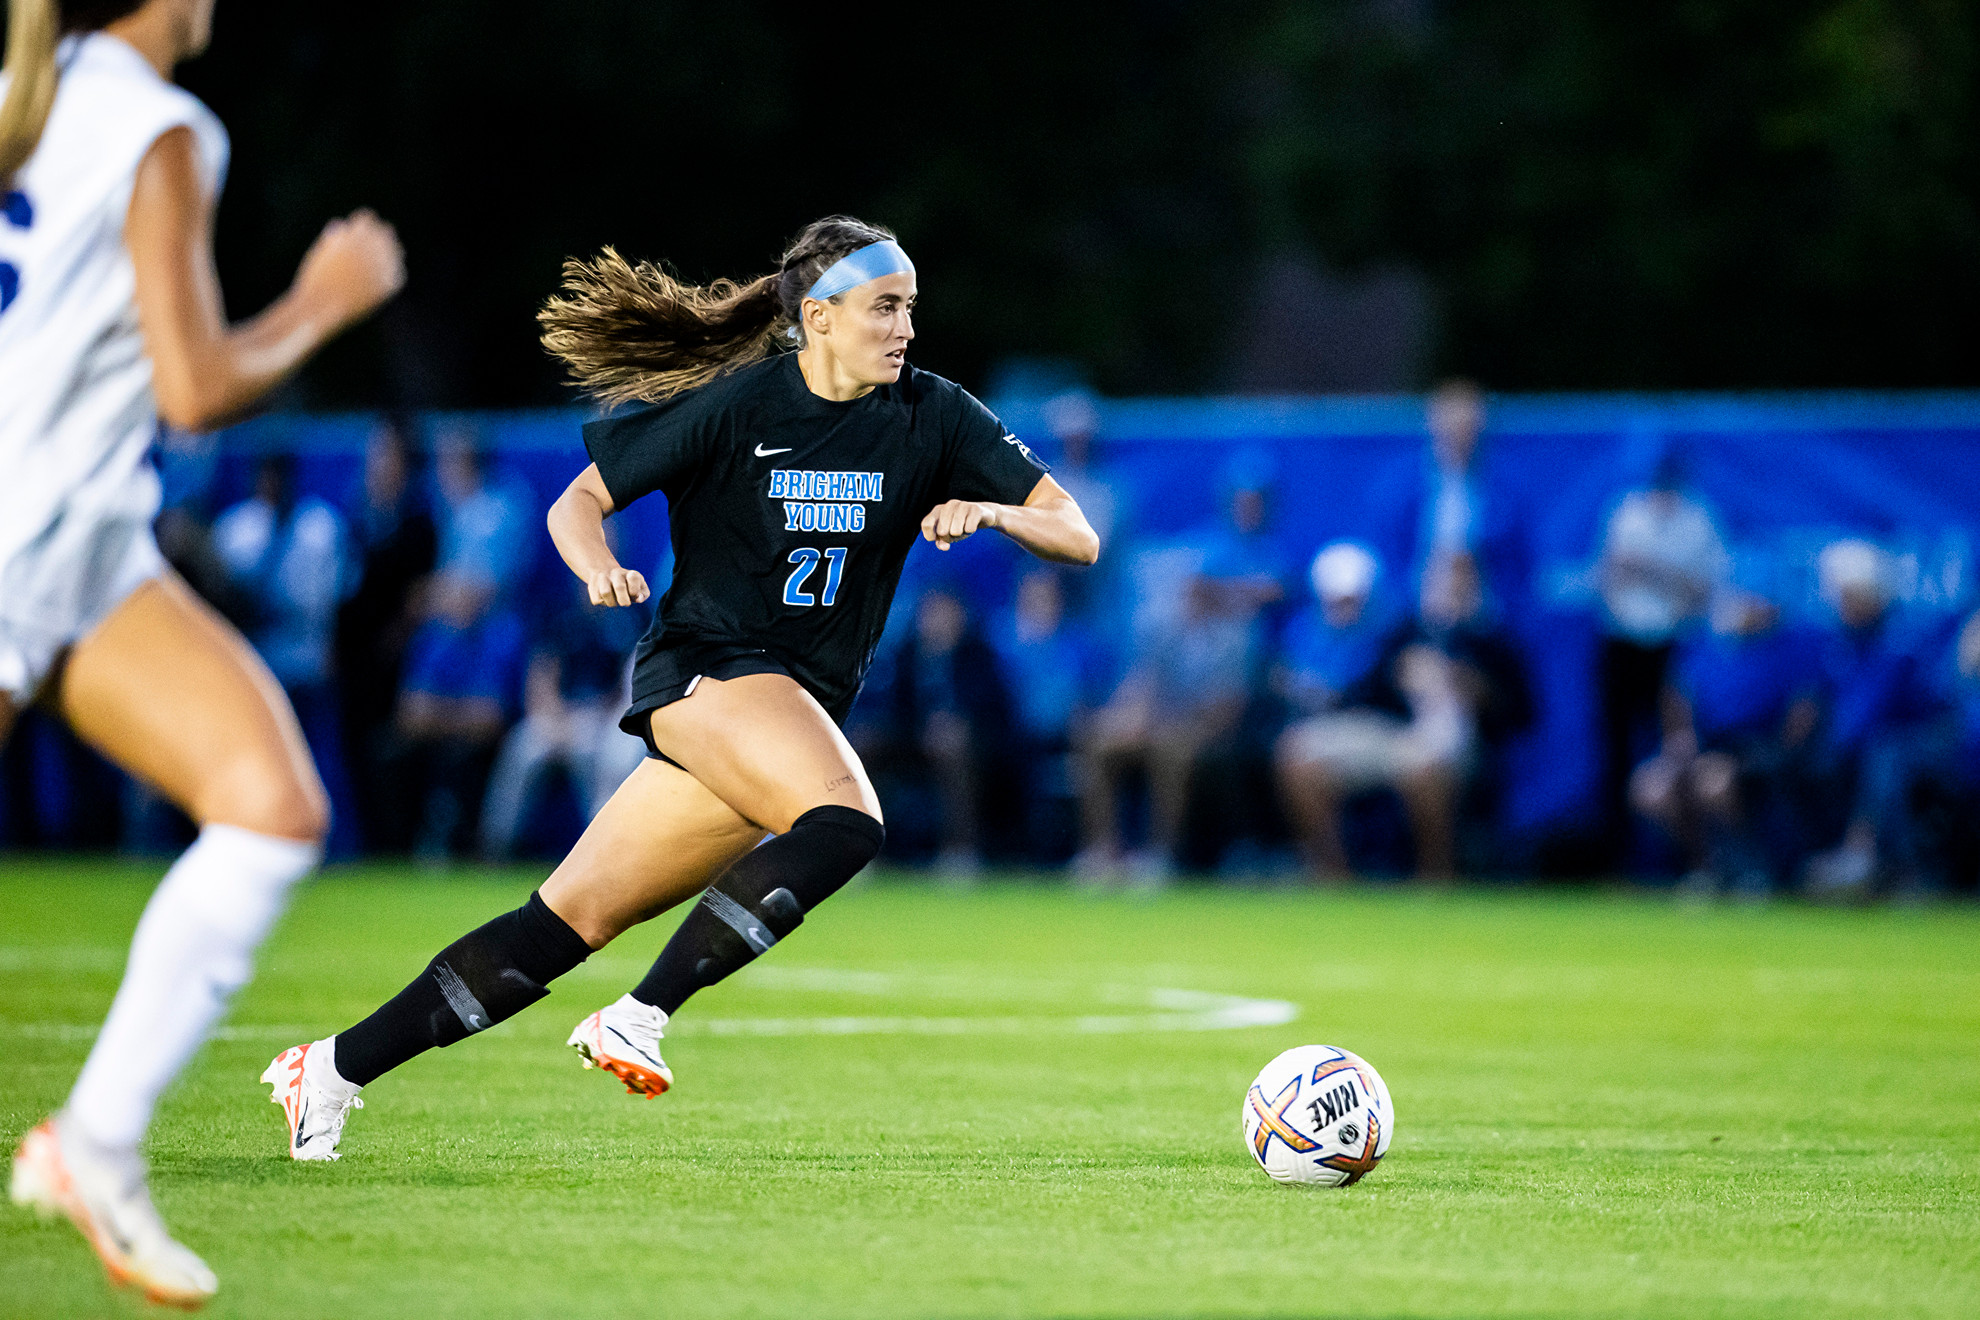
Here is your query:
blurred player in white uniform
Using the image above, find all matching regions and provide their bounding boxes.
[0,0,402,1305]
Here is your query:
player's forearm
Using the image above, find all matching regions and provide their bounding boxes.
[547,484,622,581]
[989,498,1100,565]
[153,295,342,433]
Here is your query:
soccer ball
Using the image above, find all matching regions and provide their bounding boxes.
[1241,1044,1393,1186]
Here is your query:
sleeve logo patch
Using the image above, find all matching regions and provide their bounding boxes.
[1004,432,1046,470]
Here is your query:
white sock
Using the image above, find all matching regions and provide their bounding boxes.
[612,992,667,1033]
[307,1035,361,1098]
[67,824,320,1149]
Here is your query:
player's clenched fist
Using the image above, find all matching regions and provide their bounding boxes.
[921,499,999,550]
[294,209,406,331]
[588,566,649,607]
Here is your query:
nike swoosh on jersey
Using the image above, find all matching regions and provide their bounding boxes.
[755,444,793,457]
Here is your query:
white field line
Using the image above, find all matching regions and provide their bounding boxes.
[0,946,124,972]
[7,1023,321,1043]
[675,971,1297,1037]
[5,964,1295,1042]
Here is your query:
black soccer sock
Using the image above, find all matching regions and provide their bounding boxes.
[333,890,594,1087]
[631,804,884,1016]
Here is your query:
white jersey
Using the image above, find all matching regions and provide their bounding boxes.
[0,34,227,684]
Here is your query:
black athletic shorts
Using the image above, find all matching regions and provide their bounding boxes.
[620,640,854,767]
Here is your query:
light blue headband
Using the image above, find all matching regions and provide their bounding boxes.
[804,240,915,302]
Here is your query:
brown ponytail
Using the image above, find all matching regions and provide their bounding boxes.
[0,0,60,184]
[1,0,151,185]
[539,215,897,407]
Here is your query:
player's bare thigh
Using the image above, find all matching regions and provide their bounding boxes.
[54,574,327,841]
[539,756,766,947]
[538,677,880,946]
[647,672,883,832]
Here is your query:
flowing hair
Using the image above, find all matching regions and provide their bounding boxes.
[0,0,146,184]
[538,215,898,407]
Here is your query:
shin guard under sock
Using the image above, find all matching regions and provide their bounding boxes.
[333,891,592,1087]
[632,805,884,1016]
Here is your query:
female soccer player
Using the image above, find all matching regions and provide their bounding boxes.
[263,216,1099,1159]
[2,0,402,1304]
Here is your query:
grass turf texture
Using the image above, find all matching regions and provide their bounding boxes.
[2,862,1976,1319]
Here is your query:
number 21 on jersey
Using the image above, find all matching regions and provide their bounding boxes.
[784,546,847,608]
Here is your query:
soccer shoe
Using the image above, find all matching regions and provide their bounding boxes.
[261,1040,364,1162]
[9,1115,219,1309]
[568,994,673,1097]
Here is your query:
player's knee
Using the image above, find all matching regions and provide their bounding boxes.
[202,756,330,844]
[793,803,885,872]
[251,778,329,844]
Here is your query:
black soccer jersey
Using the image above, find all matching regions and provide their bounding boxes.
[582,354,1050,718]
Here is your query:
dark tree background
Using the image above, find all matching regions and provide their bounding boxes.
[137,0,1980,406]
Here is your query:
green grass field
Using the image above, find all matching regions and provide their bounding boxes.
[2,860,1976,1319]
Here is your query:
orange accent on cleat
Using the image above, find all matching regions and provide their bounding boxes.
[567,1009,673,1097]
[572,1038,670,1097]
[264,1044,310,1146]
[607,1055,670,1098]
[13,1122,130,1289]
[9,1121,213,1309]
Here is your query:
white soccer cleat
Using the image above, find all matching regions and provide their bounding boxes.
[9,1115,219,1309]
[568,994,673,1097]
[261,1040,364,1162]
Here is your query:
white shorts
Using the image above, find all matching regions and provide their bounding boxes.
[0,510,165,704]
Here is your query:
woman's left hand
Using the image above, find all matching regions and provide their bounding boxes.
[921,500,999,550]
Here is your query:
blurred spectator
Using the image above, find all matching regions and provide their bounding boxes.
[991,568,1105,860]
[1198,448,1291,614]
[1592,444,1728,856]
[1629,568,1819,898]
[1276,545,1529,879]
[479,580,647,859]
[1382,379,1525,602]
[1077,453,1288,883]
[214,454,352,695]
[1824,608,1980,901]
[1078,580,1258,887]
[1273,542,1405,878]
[1915,611,1980,889]
[861,588,1012,877]
[433,422,533,596]
[386,571,527,857]
[1040,390,1125,552]
[335,416,437,850]
[1272,543,1399,717]
[1040,390,1133,637]
[1800,540,1950,900]
[153,429,256,628]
